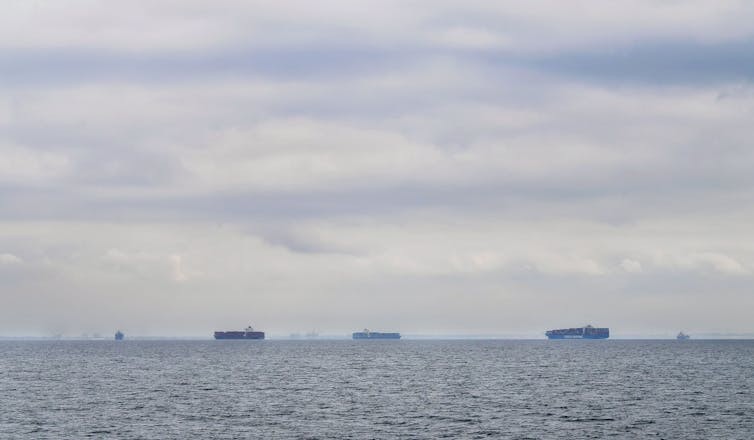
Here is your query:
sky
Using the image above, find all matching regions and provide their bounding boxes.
[2,1,754,337]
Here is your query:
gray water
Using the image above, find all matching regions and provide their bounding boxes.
[0,340,752,439]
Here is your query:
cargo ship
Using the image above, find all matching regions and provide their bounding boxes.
[676,331,690,340]
[352,329,401,340]
[546,324,609,339]
[114,330,124,341]
[214,326,265,340]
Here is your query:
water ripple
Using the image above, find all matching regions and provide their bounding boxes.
[0,340,752,439]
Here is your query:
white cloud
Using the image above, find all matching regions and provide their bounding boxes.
[170,254,188,283]
[0,253,22,264]
[3,1,754,53]
[0,143,71,184]
[620,258,642,273]
[433,27,512,50]
[653,251,749,275]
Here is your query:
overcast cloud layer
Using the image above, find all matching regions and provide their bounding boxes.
[2,1,754,337]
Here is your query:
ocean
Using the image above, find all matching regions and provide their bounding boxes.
[1,340,752,439]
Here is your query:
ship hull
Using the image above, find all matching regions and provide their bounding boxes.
[546,334,608,339]
[352,332,401,340]
[214,331,265,340]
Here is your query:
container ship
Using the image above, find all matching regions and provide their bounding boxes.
[545,324,609,339]
[214,326,265,340]
[352,329,401,340]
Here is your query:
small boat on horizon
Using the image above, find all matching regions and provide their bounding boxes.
[114,330,124,341]
[676,331,690,340]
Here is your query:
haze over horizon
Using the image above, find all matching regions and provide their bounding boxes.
[2,1,754,337]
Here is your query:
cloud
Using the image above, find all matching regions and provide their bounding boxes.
[0,253,22,264]
[529,40,754,85]
[2,1,754,335]
[620,259,642,273]
[170,254,188,283]
[652,251,750,275]
[0,143,71,184]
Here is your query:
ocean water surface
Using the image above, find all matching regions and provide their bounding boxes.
[0,340,752,439]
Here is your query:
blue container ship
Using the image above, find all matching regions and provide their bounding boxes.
[352,329,401,340]
[546,324,609,339]
[214,325,265,340]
